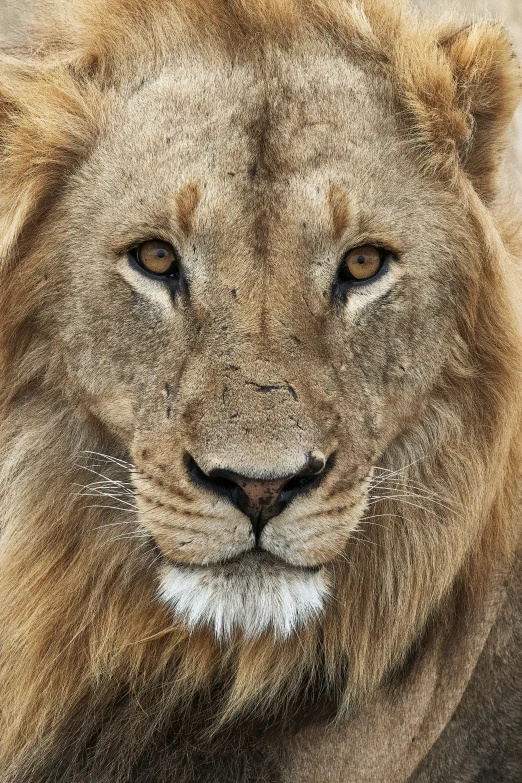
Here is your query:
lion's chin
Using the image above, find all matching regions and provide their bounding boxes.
[158,553,330,640]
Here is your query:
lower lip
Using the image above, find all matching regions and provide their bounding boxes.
[162,554,324,574]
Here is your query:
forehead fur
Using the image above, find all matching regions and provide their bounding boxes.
[0,0,518,267]
[25,0,521,168]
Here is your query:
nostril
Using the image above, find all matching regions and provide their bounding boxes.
[279,473,311,497]
[278,452,335,504]
[185,454,249,507]
[307,451,326,475]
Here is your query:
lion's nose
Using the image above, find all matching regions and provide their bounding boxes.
[186,453,327,540]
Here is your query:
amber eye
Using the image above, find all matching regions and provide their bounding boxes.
[341,245,384,282]
[135,240,178,277]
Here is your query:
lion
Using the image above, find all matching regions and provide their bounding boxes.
[0,0,521,780]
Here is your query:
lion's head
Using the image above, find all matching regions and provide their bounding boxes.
[1,0,522,778]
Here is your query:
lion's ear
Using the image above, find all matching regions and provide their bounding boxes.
[439,22,522,201]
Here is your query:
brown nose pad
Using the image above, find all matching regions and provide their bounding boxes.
[187,452,329,541]
[228,475,291,531]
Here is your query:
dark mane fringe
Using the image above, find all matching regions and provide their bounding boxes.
[0,0,521,780]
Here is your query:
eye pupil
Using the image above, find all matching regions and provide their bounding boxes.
[340,244,385,284]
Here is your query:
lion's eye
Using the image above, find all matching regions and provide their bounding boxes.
[135,240,179,277]
[340,245,384,282]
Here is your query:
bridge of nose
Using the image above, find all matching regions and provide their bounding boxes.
[187,373,318,478]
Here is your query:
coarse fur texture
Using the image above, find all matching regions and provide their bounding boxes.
[0,0,522,781]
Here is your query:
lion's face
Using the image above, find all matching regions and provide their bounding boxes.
[1,5,522,771]
[51,44,464,637]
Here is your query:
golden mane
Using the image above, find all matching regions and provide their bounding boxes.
[0,0,521,779]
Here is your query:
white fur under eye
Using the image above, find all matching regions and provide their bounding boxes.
[118,262,175,312]
[342,262,401,317]
[159,559,329,640]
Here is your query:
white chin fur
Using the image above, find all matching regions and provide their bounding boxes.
[158,556,329,640]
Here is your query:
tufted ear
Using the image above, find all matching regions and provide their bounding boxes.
[0,55,100,269]
[439,22,522,201]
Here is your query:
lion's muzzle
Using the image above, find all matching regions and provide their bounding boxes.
[185,450,330,540]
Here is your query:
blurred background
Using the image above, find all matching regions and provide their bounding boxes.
[0,0,520,173]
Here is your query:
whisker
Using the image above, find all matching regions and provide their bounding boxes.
[349,533,381,551]
[92,521,139,531]
[111,533,151,542]
[371,457,425,481]
[370,475,442,498]
[368,478,454,511]
[368,490,453,513]
[77,480,135,494]
[79,504,142,514]
[78,491,137,508]
[76,480,133,490]
[366,495,443,516]
[370,474,445,498]
[357,516,393,530]
[359,513,402,522]
[74,464,128,485]
[333,551,360,580]
[80,450,133,469]
[147,551,167,573]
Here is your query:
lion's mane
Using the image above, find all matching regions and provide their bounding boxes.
[0,1,521,780]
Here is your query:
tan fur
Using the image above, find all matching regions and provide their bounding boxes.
[0,0,521,779]
[174,182,201,237]
[329,183,352,241]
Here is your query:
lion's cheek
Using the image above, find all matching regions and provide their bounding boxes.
[262,490,369,567]
[134,492,253,565]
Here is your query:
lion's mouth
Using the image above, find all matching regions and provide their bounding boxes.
[163,549,324,574]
